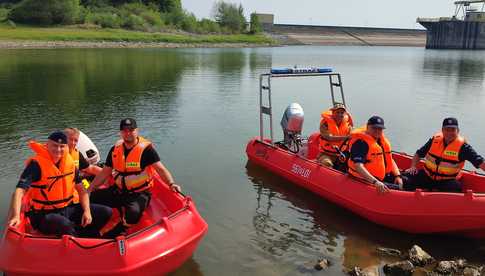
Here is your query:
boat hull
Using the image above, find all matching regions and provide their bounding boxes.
[246,136,485,238]
[0,176,208,275]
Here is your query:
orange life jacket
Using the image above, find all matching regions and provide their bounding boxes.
[347,127,394,181]
[69,148,80,169]
[319,110,353,156]
[423,132,465,181]
[27,141,76,211]
[68,148,81,204]
[112,136,154,192]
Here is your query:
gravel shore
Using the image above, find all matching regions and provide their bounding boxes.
[0,40,274,49]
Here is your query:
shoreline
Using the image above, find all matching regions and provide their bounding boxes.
[0,39,424,49]
[0,40,276,49]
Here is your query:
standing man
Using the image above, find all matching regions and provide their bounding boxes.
[89,118,181,238]
[347,116,403,193]
[404,117,485,192]
[7,132,111,237]
[318,103,353,167]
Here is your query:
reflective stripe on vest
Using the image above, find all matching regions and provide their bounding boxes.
[112,136,153,192]
[27,141,76,211]
[347,128,393,181]
[319,110,353,156]
[423,132,465,181]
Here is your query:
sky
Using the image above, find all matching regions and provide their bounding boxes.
[181,0,469,29]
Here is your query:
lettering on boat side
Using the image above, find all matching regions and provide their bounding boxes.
[118,239,126,256]
[291,164,311,178]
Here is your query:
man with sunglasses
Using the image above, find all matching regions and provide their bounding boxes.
[347,116,403,193]
[89,118,180,238]
[317,103,353,168]
[403,117,485,192]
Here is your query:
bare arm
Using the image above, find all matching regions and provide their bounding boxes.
[405,153,421,175]
[320,124,350,142]
[7,188,26,227]
[354,163,389,193]
[82,165,102,176]
[151,161,180,192]
[75,184,92,227]
[88,166,112,192]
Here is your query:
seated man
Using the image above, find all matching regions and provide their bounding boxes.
[7,132,111,237]
[347,116,403,193]
[89,118,181,238]
[317,103,353,168]
[404,117,485,192]
[64,127,102,177]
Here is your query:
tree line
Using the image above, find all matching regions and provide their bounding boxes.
[0,0,263,34]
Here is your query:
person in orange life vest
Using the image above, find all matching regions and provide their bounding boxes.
[88,118,181,238]
[317,103,353,167]
[347,116,403,194]
[404,118,485,192]
[64,127,102,176]
[7,132,111,237]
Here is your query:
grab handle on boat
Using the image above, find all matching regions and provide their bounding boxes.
[465,189,474,200]
[414,189,423,198]
[162,217,173,232]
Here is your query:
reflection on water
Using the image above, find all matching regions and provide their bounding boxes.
[246,160,485,273]
[2,46,485,275]
[422,50,485,87]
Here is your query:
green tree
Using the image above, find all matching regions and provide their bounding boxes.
[213,1,246,33]
[249,12,262,34]
[157,0,181,13]
[9,0,81,25]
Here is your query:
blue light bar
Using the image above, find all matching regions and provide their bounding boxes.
[270,67,333,74]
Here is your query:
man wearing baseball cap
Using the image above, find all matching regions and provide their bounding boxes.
[404,117,485,192]
[89,118,180,238]
[347,116,403,193]
[318,103,354,169]
[7,131,112,237]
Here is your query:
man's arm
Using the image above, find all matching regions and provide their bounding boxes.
[88,166,112,192]
[75,184,92,227]
[354,163,389,193]
[83,165,103,176]
[7,188,26,227]
[151,161,181,192]
[320,123,350,142]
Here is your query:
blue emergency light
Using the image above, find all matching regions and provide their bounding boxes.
[270,67,333,74]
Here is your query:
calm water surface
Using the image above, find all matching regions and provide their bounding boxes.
[1,46,485,275]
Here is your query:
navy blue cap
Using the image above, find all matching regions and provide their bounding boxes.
[48,131,68,144]
[367,116,386,129]
[442,117,459,128]
[120,118,137,130]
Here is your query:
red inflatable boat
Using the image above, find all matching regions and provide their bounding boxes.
[0,175,208,275]
[247,68,485,238]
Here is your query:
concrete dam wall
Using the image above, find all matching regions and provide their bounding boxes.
[419,20,485,49]
[266,24,426,46]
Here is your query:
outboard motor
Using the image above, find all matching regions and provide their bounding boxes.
[280,103,304,153]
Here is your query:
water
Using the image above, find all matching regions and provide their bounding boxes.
[1,46,485,275]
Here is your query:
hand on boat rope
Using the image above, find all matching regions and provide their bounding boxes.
[8,215,20,227]
[169,182,182,193]
[373,180,390,193]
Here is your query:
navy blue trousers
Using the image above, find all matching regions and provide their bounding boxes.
[28,203,112,238]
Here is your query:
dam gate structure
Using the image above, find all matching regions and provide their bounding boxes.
[418,0,485,49]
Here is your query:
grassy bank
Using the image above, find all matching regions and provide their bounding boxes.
[0,24,275,44]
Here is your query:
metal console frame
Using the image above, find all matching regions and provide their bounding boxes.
[258,72,346,145]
